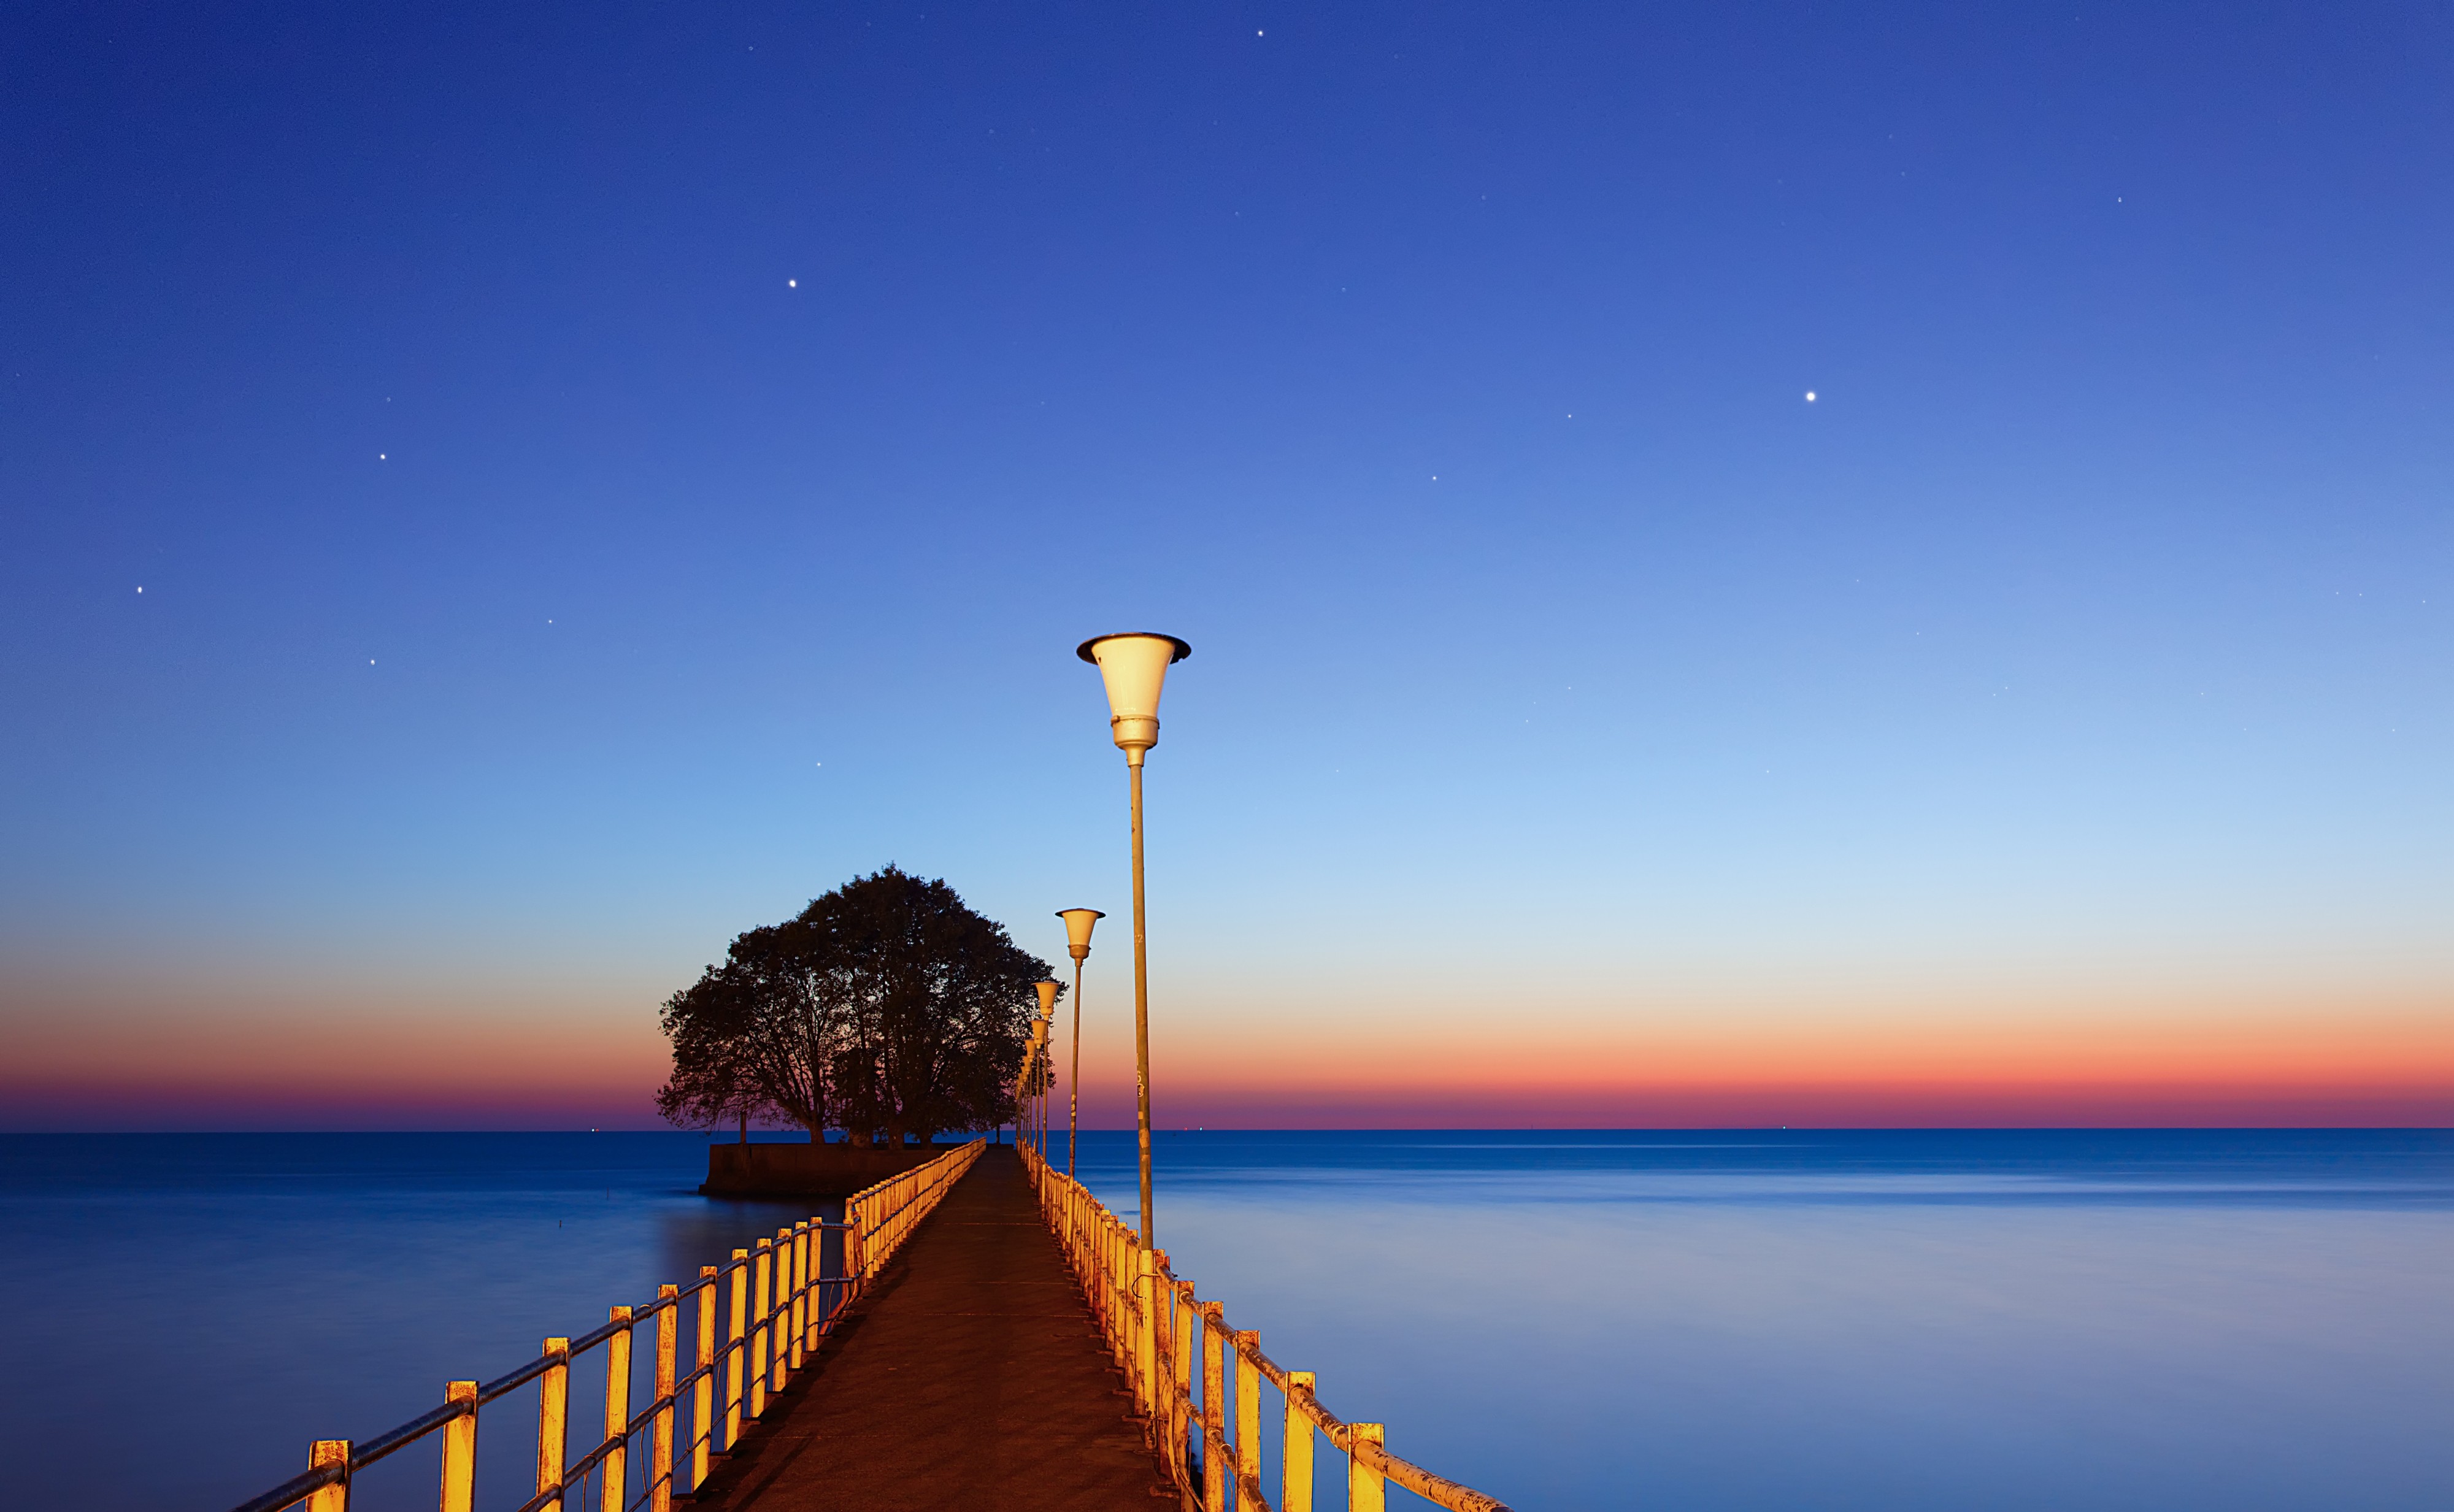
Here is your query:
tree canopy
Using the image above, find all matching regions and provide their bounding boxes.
[655,865,1056,1146]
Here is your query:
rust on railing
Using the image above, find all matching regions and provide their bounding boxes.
[1019,1139,1512,1512]
[226,1138,987,1512]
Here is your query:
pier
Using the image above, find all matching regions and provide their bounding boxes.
[233,1139,1509,1512]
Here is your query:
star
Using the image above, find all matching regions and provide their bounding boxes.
[788,278,798,288]
[1805,392,1817,402]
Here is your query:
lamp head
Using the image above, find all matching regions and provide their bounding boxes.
[1035,980,1061,1015]
[1056,908,1104,961]
[1077,633,1191,762]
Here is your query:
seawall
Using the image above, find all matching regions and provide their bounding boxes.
[700,1141,959,1198]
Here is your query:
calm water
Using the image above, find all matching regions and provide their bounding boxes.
[2,1130,2448,1510]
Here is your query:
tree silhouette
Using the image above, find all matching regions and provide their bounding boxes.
[653,965,774,1141]
[656,865,1053,1146]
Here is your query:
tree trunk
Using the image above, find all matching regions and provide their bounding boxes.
[737,1110,748,1144]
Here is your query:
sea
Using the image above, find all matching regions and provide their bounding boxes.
[1,1129,2447,1511]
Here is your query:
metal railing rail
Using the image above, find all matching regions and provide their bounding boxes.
[1018,1140,1512,1512]
[228,1138,987,1512]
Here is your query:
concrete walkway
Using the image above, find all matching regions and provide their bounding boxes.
[694,1145,1167,1511]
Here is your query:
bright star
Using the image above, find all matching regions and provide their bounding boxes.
[1805,392,1817,402]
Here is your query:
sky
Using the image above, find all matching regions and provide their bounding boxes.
[2,1,2448,1129]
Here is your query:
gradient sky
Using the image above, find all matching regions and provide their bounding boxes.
[4,2,2449,1129]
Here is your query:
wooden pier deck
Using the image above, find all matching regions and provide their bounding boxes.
[228,1134,1509,1512]
[691,1145,1167,1511]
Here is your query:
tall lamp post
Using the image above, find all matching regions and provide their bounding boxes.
[1033,981,1060,1165]
[1055,908,1104,1179]
[1077,631,1190,1253]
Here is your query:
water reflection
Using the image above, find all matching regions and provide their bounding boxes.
[1073,1130,2454,1511]
[3,1130,2445,1511]
[0,1133,858,1511]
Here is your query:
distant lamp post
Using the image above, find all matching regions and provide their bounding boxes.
[1077,631,1191,1253]
[1034,981,1061,1162]
[1055,908,1104,1180]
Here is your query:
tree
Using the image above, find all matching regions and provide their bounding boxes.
[798,865,1053,1146]
[653,965,774,1142]
[721,923,843,1140]
[654,865,1053,1146]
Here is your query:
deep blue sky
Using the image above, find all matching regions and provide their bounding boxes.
[3,3,2448,1124]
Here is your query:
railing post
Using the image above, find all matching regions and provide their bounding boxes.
[1233,1331,1261,1511]
[775,1224,794,1392]
[652,1286,678,1512]
[437,1381,477,1512]
[536,1337,569,1509]
[306,1439,349,1512]
[1148,1251,1172,1436]
[790,1221,811,1368]
[1136,1248,1159,1419]
[749,1238,773,1418]
[1348,1424,1386,1512]
[1200,1305,1226,1512]
[723,1250,748,1449]
[1110,1226,1129,1367]
[815,1222,834,1354]
[1282,1371,1315,1512]
[1173,1280,1198,1491]
[600,1307,633,1512]
[693,1267,717,1489]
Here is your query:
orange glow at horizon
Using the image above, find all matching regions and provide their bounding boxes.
[5,965,2448,1129]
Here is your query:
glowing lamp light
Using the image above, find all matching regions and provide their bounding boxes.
[1076,633,1191,762]
[1058,908,1104,961]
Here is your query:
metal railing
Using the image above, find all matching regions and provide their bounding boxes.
[1019,1139,1512,1512]
[229,1139,986,1512]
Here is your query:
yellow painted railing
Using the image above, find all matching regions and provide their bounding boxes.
[1018,1139,1512,1512]
[229,1138,985,1512]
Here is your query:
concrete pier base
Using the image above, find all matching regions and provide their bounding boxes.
[700,1143,951,1199]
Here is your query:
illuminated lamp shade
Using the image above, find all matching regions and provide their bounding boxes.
[1056,908,1104,961]
[1036,980,1061,1016]
[1075,633,1192,759]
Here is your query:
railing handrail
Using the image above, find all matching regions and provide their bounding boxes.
[1018,1138,1513,1512]
[227,1137,988,1512]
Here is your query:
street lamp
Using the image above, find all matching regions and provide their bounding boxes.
[1055,908,1103,1178]
[1076,631,1190,1253]
[1034,980,1060,1163]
